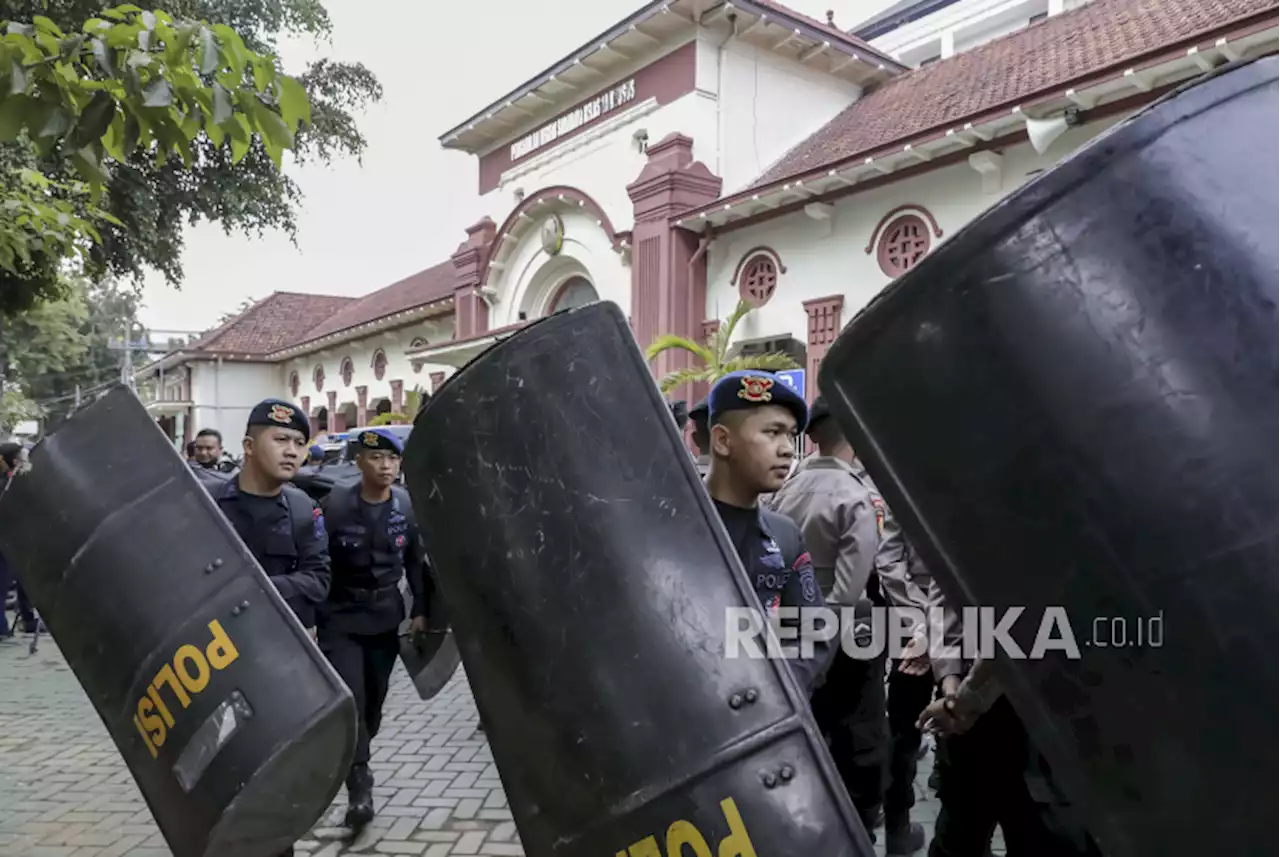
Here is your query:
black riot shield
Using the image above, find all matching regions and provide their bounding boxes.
[818,58,1278,857]
[403,301,874,857]
[0,386,357,857]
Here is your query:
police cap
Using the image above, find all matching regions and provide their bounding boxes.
[689,399,709,429]
[356,428,404,455]
[805,394,832,436]
[707,370,807,430]
[246,399,310,441]
[669,400,689,431]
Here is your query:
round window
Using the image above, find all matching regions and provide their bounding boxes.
[876,214,931,277]
[738,256,778,307]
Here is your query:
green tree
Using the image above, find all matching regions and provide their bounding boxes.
[646,299,800,395]
[0,3,314,316]
[1,0,380,296]
[20,279,143,427]
[0,280,89,431]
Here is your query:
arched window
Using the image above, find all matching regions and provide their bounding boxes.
[876,213,933,277]
[371,349,388,381]
[339,357,354,387]
[313,364,325,392]
[548,276,598,314]
[289,371,300,397]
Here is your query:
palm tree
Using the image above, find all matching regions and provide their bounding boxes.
[646,298,800,395]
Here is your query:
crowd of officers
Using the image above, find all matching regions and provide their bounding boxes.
[177,371,1101,857]
[683,371,1101,857]
[187,400,432,857]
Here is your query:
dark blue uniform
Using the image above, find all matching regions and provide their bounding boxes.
[318,428,431,826]
[705,371,835,694]
[214,478,331,628]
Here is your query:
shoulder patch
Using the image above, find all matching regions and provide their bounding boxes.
[312,506,326,539]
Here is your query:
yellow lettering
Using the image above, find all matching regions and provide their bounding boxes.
[137,697,167,749]
[716,799,757,857]
[628,836,662,857]
[206,619,239,670]
[154,664,192,709]
[147,685,174,728]
[666,821,712,857]
[174,644,211,694]
[133,713,158,759]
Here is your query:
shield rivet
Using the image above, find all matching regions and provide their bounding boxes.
[779,765,794,781]
[204,564,215,574]
[761,772,777,788]
[239,600,250,609]
[213,558,224,568]
[744,688,758,703]
[231,606,241,616]
[728,693,744,709]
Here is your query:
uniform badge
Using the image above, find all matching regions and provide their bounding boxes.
[873,499,886,537]
[395,534,406,549]
[268,404,295,424]
[738,376,775,403]
[362,431,380,448]
[312,506,326,540]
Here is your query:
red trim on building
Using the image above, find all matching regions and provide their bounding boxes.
[865,205,943,254]
[390,380,404,415]
[477,42,698,194]
[356,386,368,427]
[326,391,337,435]
[729,246,787,284]
[451,218,497,341]
[429,372,446,393]
[481,186,627,288]
[803,295,844,404]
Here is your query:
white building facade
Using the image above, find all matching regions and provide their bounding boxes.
[139,0,1278,445]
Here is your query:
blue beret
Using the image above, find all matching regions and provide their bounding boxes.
[805,394,832,435]
[707,371,808,429]
[308,444,324,460]
[247,399,310,441]
[355,428,403,455]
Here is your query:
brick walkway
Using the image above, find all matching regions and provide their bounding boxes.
[0,634,1001,857]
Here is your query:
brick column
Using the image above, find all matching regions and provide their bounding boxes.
[390,380,404,416]
[429,372,445,393]
[326,390,337,435]
[803,295,845,402]
[451,217,496,340]
[356,386,368,427]
[626,133,722,402]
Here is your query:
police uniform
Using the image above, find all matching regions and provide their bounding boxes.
[212,400,331,630]
[705,371,833,694]
[318,428,431,828]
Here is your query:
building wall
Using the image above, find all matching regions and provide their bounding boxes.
[281,316,455,428]
[188,360,284,443]
[868,0,1058,65]
[705,115,1123,355]
[712,32,862,194]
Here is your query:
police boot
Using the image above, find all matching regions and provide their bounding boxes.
[344,764,375,829]
[884,820,925,855]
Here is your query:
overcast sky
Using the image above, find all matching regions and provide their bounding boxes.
[137,0,895,333]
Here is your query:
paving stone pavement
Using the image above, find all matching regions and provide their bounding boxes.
[0,634,1004,857]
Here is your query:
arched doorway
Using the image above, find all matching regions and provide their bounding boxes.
[547,276,598,314]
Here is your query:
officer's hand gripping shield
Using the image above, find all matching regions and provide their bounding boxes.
[403,301,875,857]
[0,386,357,857]
[818,58,1278,857]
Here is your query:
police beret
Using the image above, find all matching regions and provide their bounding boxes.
[689,399,709,421]
[805,394,832,435]
[356,428,404,455]
[246,399,310,441]
[669,400,689,430]
[308,444,324,461]
[707,371,808,429]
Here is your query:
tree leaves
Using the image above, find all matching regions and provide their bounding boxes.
[647,299,802,394]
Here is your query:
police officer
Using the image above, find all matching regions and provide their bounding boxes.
[209,399,330,857]
[210,400,331,634]
[703,371,833,694]
[318,428,431,831]
[689,399,711,477]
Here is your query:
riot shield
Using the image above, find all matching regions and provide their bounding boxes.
[397,578,460,701]
[818,58,1278,857]
[0,386,357,857]
[403,301,874,857]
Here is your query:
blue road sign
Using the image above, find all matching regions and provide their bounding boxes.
[776,368,806,396]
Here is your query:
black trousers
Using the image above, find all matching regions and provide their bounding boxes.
[929,696,1099,857]
[810,648,889,829]
[319,629,401,767]
[885,667,935,827]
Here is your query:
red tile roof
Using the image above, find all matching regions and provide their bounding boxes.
[182,260,456,358]
[751,0,1278,188]
[298,260,456,344]
[187,292,356,355]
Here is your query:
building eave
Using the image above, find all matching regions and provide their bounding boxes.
[406,322,530,370]
[266,297,456,362]
[674,18,1278,233]
[438,0,907,155]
